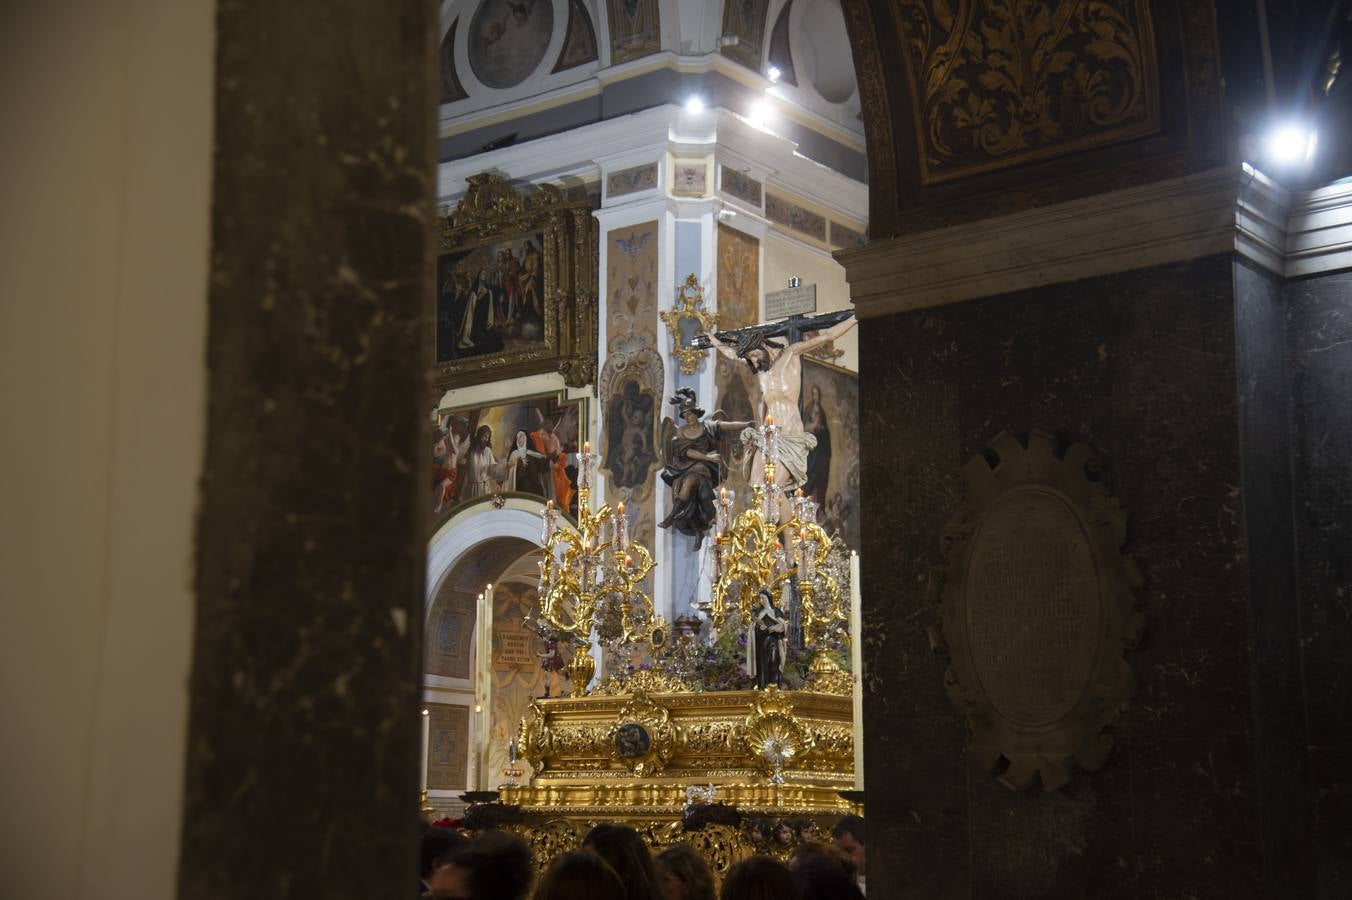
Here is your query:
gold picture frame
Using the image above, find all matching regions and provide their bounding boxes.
[660,273,719,375]
[434,174,598,392]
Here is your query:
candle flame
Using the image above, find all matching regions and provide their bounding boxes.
[765,415,774,427]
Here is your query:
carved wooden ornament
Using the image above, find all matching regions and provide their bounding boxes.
[935,431,1144,791]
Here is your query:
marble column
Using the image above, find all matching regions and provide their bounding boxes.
[177,2,437,898]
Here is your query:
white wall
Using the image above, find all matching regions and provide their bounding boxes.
[0,2,214,898]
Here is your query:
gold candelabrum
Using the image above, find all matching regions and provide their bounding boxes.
[708,417,849,688]
[537,441,659,695]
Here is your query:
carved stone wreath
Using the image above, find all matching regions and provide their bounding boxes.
[610,691,678,776]
[934,430,1144,791]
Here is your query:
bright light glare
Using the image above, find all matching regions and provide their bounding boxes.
[685,96,705,114]
[748,100,770,126]
[1264,123,1318,167]
[767,65,782,83]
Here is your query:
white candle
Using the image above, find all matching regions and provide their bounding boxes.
[480,584,495,790]
[420,708,430,792]
[849,550,864,790]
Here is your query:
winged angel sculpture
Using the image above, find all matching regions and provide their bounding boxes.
[656,388,751,549]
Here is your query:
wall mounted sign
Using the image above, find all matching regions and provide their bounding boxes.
[766,283,817,320]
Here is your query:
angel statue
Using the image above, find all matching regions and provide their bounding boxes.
[707,311,858,489]
[657,388,752,549]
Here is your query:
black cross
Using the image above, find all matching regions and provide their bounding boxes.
[689,308,854,351]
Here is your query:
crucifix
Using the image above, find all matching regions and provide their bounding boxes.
[694,308,857,488]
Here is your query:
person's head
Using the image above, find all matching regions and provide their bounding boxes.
[719,856,799,900]
[758,589,777,611]
[420,826,467,883]
[788,842,854,880]
[475,425,492,448]
[533,850,626,900]
[830,816,865,872]
[430,831,533,900]
[656,844,716,900]
[792,855,863,900]
[476,268,487,286]
[516,429,529,450]
[682,408,700,424]
[582,824,661,900]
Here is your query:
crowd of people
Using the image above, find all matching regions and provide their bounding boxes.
[418,815,867,900]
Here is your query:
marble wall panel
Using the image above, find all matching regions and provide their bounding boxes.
[1285,269,1352,895]
[860,256,1260,898]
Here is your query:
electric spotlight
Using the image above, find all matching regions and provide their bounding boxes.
[1263,122,1318,169]
[685,96,706,114]
[748,100,770,126]
[767,65,782,83]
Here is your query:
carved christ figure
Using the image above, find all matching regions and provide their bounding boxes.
[710,313,857,488]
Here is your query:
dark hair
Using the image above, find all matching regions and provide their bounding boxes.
[441,831,533,900]
[719,856,799,900]
[656,843,717,900]
[831,816,865,845]
[534,850,626,900]
[420,826,467,880]
[792,856,863,900]
[582,824,661,900]
[789,843,855,881]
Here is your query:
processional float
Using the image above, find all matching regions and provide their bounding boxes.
[464,302,864,878]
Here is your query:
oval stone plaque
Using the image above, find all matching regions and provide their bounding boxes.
[936,431,1141,791]
[964,488,1101,728]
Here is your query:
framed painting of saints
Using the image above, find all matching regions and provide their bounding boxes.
[431,391,586,531]
[799,357,860,550]
[434,174,599,390]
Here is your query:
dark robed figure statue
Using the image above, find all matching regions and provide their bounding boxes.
[658,388,750,548]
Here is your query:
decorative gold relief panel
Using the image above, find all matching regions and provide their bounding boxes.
[892,0,1162,184]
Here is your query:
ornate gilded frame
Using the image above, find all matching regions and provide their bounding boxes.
[660,274,719,375]
[435,174,598,391]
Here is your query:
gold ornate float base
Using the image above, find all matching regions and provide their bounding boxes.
[498,686,857,877]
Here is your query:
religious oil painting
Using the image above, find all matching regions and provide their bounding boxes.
[603,378,657,490]
[426,703,471,791]
[468,0,555,89]
[432,392,584,528]
[714,353,762,505]
[436,232,548,364]
[717,224,760,331]
[435,174,597,390]
[799,357,859,549]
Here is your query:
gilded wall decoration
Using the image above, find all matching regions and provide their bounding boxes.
[719,166,763,207]
[435,174,598,390]
[427,702,471,790]
[601,222,662,574]
[440,20,469,103]
[893,0,1161,184]
[765,193,827,242]
[660,274,719,375]
[607,0,661,64]
[606,163,659,198]
[799,358,859,550]
[553,0,599,72]
[838,0,899,234]
[468,0,555,89]
[932,431,1145,791]
[716,224,760,331]
[719,0,771,71]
